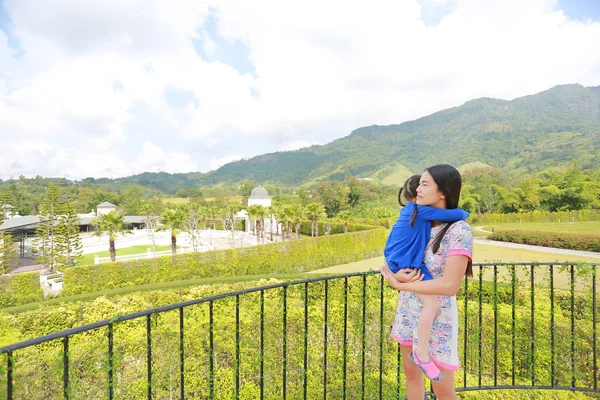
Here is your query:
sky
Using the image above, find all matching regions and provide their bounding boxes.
[1,0,600,180]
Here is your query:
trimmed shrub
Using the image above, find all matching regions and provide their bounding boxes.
[62,228,388,296]
[298,220,381,236]
[0,272,44,308]
[470,209,600,224]
[489,230,600,252]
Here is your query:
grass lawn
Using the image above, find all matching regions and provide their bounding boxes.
[482,221,600,234]
[309,243,599,291]
[78,245,173,266]
[161,197,190,204]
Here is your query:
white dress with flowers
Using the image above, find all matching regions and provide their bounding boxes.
[390,220,473,371]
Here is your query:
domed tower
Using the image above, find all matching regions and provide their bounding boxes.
[248,187,271,207]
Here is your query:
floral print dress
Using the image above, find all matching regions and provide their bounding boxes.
[390,220,473,370]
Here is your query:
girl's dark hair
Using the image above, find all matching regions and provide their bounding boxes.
[398,175,421,206]
[419,164,472,277]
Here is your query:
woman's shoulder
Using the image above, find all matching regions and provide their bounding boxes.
[446,220,473,239]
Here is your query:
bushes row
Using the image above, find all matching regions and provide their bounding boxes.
[1,274,596,398]
[0,272,44,308]
[298,220,381,236]
[470,209,600,224]
[62,228,388,296]
[489,230,600,252]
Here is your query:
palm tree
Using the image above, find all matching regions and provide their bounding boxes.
[338,210,353,233]
[284,205,304,239]
[247,205,268,243]
[266,205,278,241]
[159,208,186,255]
[305,203,326,237]
[92,210,131,262]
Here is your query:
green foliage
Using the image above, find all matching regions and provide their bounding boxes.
[489,230,600,252]
[0,231,17,274]
[92,210,132,262]
[0,272,44,308]
[55,204,83,268]
[1,268,599,398]
[34,183,63,272]
[61,229,388,296]
[470,209,600,224]
[298,220,380,236]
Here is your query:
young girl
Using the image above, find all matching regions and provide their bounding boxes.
[384,174,469,382]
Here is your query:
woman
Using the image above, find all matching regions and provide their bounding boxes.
[381,164,473,400]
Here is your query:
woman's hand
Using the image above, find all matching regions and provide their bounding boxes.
[381,264,422,291]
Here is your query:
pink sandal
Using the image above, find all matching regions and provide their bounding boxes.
[409,352,444,382]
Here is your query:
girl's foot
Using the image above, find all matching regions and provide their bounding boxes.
[409,352,444,381]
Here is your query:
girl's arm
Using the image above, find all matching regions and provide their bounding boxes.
[381,255,468,296]
[415,206,469,222]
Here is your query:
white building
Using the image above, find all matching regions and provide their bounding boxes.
[248,187,272,207]
[96,202,117,216]
[245,187,277,235]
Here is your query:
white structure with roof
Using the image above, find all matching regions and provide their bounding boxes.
[96,202,117,215]
[248,187,272,207]
[245,187,278,235]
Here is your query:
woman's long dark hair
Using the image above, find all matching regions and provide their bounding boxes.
[420,164,472,277]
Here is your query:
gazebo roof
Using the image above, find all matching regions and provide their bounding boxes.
[96,202,116,208]
[249,187,269,200]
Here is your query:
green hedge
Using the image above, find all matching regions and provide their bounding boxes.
[0,272,44,308]
[62,228,388,296]
[298,220,381,236]
[0,273,597,399]
[489,230,600,252]
[470,209,600,224]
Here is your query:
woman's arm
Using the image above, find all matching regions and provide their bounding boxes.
[381,255,468,296]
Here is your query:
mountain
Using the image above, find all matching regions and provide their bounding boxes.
[117,84,600,191]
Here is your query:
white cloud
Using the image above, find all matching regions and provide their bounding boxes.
[208,154,243,171]
[1,0,600,179]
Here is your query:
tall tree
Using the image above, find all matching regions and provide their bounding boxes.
[159,208,186,256]
[55,203,83,268]
[141,202,161,256]
[185,205,202,252]
[35,184,63,272]
[314,182,349,217]
[305,203,326,237]
[0,206,17,274]
[247,205,268,243]
[337,210,353,233]
[284,205,304,239]
[92,210,131,262]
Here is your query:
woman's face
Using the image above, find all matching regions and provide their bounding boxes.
[416,171,446,208]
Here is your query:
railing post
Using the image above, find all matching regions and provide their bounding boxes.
[108,323,114,400]
[323,280,328,400]
[7,350,13,400]
[343,277,348,400]
[147,315,152,400]
[361,274,366,399]
[179,307,185,400]
[531,263,536,387]
[63,336,69,400]
[303,283,308,400]
[283,286,288,400]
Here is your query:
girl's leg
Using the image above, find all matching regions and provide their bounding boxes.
[400,344,425,400]
[431,368,457,400]
[415,293,439,363]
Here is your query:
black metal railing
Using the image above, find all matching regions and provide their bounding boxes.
[1,262,598,399]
